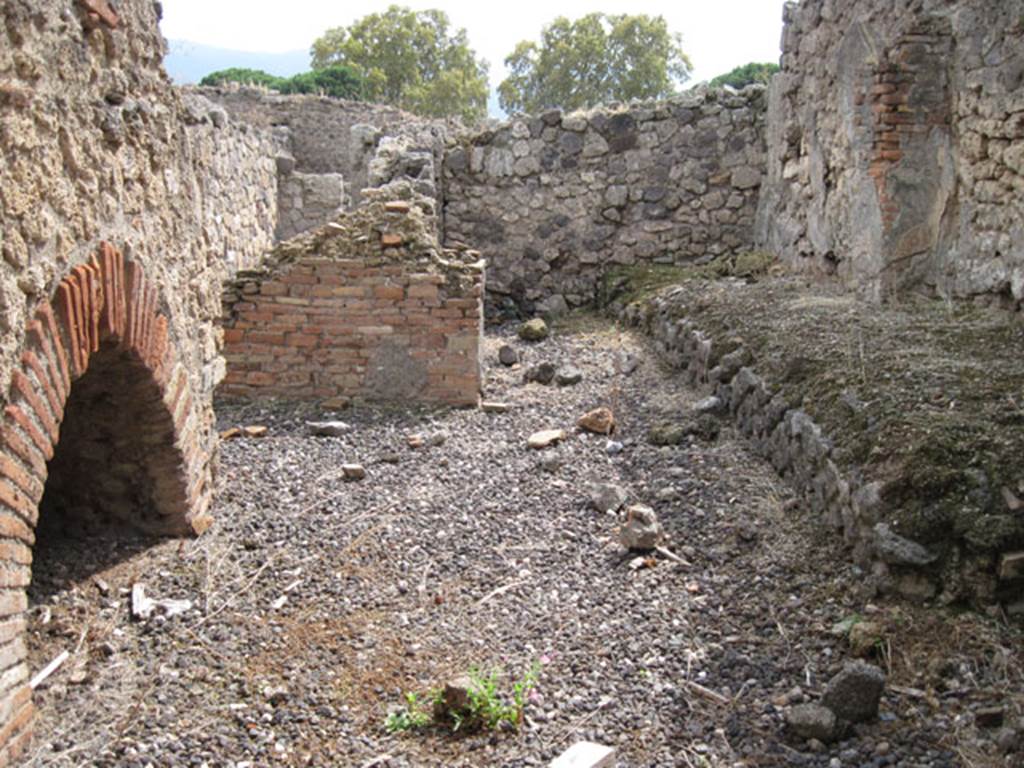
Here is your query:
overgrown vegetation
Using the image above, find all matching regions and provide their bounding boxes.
[598,251,777,307]
[709,61,780,89]
[385,664,539,735]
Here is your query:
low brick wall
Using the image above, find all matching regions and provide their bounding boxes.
[221,200,484,408]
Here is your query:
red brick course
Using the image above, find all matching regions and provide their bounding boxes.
[222,256,483,407]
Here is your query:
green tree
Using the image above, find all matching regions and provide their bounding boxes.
[199,65,366,100]
[278,65,366,99]
[310,6,489,122]
[199,67,286,89]
[709,62,779,89]
[498,13,692,114]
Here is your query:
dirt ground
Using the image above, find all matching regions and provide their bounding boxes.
[22,318,1024,767]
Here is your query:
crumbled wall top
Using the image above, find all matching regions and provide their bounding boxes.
[236,182,483,290]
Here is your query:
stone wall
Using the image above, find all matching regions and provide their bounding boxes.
[221,188,483,408]
[756,0,1024,306]
[0,0,279,756]
[276,171,347,242]
[443,88,766,315]
[198,87,447,207]
[181,93,280,273]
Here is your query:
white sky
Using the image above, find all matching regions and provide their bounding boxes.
[159,0,787,84]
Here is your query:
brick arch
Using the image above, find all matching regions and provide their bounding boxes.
[0,243,213,762]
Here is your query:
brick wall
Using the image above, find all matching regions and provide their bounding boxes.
[221,207,483,408]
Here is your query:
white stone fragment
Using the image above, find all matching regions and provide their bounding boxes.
[550,741,616,768]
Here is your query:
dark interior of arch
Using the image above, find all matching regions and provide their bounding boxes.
[36,341,188,543]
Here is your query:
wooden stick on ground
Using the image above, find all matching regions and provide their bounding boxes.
[30,650,69,689]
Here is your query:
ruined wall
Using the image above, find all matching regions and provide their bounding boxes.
[221,189,483,408]
[0,0,279,756]
[756,0,1024,305]
[443,88,766,315]
[199,87,448,209]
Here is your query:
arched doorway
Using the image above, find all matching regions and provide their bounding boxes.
[0,243,212,762]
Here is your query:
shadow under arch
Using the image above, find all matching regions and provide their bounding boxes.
[0,243,213,762]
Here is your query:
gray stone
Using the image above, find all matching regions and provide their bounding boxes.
[537,293,570,317]
[619,505,664,550]
[695,395,723,413]
[605,185,629,208]
[305,420,351,437]
[873,523,937,567]
[588,483,629,514]
[730,166,762,189]
[341,464,366,480]
[582,132,609,157]
[555,366,583,386]
[480,401,510,413]
[615,351,641,375]
[561,114,588,132]
[786,703,837,742]
[528,429,566,450]
[498,345,519,366]
[524,362,556,385]
[821,662,886,724]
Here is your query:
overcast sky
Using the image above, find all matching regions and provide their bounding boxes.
[159,0,788,85]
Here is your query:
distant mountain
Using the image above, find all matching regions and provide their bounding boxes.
[164,39,308,85]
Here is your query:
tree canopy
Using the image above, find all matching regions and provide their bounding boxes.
[709,62,780,90]
[310,6,489,122]
[199,65,366,100]
[497,13,691,114]
[199,67,285,89]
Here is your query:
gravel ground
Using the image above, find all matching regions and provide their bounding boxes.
[24,319,1023,767]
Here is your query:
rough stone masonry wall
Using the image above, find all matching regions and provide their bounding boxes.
[756,0,1024,306]
[199,87,448,215]
[0,0,279,758]
[443,87,766,315]
[221,189,483,408]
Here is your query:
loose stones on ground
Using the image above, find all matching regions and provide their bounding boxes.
[555,366,583,386]
[588,482,629,514]
[525,362,557,385]
[498,344,519,366]
[306,420,351,437]
[519,317,549,341]
[341,463,366,480]
[619,504,664,550]
[550,741,616,768]
[787,703,838,742]
[821,661,886,723]
[578,407,615,435]
[481,401,510,413]
[528,429,566,449]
